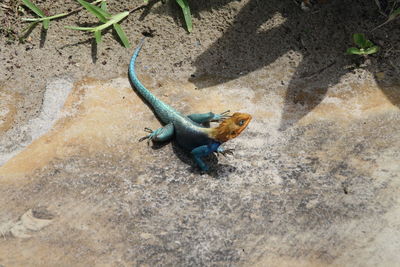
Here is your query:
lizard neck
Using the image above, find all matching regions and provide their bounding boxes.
[206,127,229,143]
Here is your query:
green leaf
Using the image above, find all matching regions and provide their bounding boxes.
[113,23,130,48]
[77,0,109,23]
[94,30,102,43]
[364,46,379,55]
[65,11,128,32]
[353,33,366,48]
[22,0,45,17]
[91,1,111,17]
[65,5,130,48]
[42,18,50,29]
[144,0,148,3]
[101,0,107,12]
[346,47,363,55]
[364,39,374,48]
[94,11,129,31]
[65,25,94,31]
[22,12,69,22]
[175,0,192,32]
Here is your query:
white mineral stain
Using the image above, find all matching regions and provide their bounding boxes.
[0,77,73,166]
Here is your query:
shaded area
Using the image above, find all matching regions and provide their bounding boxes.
[189,0,400,130]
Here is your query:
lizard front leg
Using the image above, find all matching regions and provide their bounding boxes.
[191,145,213,171]
[190,142,221,171]
[139,123,174,142]
[187,110,230,124]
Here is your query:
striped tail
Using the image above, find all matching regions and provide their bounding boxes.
[129,38,178,124]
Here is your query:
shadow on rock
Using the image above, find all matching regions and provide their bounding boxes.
[171,142,236,178]
[189,0,399,130]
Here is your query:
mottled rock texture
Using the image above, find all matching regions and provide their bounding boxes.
[1,0,400,266]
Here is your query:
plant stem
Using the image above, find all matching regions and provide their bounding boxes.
[22,0,104,22]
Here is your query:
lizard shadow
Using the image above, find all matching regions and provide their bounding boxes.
[171,142,237,178]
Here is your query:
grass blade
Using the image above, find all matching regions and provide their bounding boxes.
[66,11,128,32]
[94,30,102,43]
[90,1,111,17]
[65,25,94,31]
[42,18,50,29]
[22,12,70,22]
[22,18,44,22]
[113,23,130,48]
[175,0,192,32]
[22,0,45,17]
[77,0,109,23]
[94,11,129,31]
[101,0,107,12]
[388,8,400,21]
[372,7,400,31]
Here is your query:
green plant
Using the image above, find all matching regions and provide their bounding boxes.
[65,0,130,47]
[346,33,379,56]
[175,0,192,33]
[144,0,192,32]
[21,0,130,47]
[21,0,73,30]
[21,0,191,48]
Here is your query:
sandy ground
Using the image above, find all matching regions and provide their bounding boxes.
[1,0,400,266]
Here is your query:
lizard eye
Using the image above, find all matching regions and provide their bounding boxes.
[238,120,245,126]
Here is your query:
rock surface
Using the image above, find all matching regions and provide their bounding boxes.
[1,0,400,266]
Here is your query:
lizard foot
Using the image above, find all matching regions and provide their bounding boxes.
[216,148,235,157]
[211,110,231,122]
[138,127,154,143]
[138,124,174,143]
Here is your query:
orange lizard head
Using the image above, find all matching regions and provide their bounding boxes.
[211,112,252,143]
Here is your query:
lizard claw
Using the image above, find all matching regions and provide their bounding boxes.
[216,148,235,157]
[139,127,154,142]
[144,127,153,133]
[220,110,231,116]
[139,136,148,142]
[211,110,231,122]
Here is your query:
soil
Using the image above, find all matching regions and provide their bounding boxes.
[0,0,400,266]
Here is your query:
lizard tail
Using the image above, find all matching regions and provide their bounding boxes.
[129,37,154,104]
[129,38,177,123]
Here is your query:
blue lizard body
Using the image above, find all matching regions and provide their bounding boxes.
[129,39,251,171]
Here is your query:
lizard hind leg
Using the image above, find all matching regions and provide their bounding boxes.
[139,123,174,143]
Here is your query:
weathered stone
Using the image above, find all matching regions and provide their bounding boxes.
[1,0,400,266]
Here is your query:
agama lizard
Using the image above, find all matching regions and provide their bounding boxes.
[129,39,252,171]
